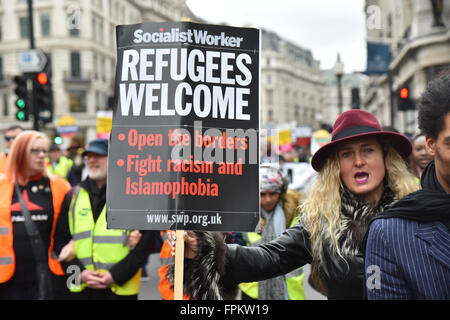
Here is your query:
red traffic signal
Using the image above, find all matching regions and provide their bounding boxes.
[398,86,415,111]
[399,87,409,99]
[37,72,48,85]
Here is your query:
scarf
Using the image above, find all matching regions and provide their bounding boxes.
[372,160,450,230]
[337,184,397,258]
[258,202,288,300]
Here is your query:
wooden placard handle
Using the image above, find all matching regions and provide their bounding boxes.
[174,230,185,300]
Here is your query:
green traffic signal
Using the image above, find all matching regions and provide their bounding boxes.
[16,110,26,121]
[14,75,29,121]
[54,136,63,144]
[16,98,26,109]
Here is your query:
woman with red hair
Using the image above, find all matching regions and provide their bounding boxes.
[0,130,71,299]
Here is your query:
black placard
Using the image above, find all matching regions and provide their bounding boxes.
[106,22,260,231]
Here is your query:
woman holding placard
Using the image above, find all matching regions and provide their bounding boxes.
[167,110,419,299]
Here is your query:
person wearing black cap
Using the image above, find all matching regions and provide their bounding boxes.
[54,139,162,300]
[365,70,450,299]
[166,109,419,300]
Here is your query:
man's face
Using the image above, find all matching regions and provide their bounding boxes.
[4,128,22,150]
[426,113,450,194]
[48,149,61,163]
[85,152,108,182]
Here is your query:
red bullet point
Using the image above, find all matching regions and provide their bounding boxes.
[118,133,125,141]
[117,159,124,167]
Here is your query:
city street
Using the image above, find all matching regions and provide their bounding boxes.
[1,0,448,303]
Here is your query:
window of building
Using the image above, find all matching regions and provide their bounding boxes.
[19,16,29,39]
[69,90,86,112]
[95,90,100,110]
[92,17,96,41]
[45,52,52,77]
[266,89,273,106]
[101,56,105,82]
[69,25,80,37]
[93,54,98,80]
[40,13,50,37]
[0,17,3,41]
[110,24,115,48]
[67,7,80,37]
[0,56,3,81]
[2,94,8,117]
[70,52,81,78]
[98,19,104,44]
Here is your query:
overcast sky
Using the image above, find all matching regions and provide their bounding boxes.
[186,0,367,73]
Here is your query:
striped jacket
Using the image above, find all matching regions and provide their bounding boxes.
[365,218,450,299]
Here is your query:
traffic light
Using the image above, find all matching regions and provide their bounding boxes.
[397,87,415,111]
[35,72,53,123]
[53,135,63,145]
[13,75,29,121]
[351,87,360,109]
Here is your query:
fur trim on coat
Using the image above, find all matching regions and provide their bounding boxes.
[165,231,236,300]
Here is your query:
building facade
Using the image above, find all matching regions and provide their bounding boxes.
[363,0,450,134]
[321,68,370,128]
[0,0,196,148]
[260,29,325,129]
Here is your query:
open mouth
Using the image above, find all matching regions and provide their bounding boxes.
[354,172,369,184]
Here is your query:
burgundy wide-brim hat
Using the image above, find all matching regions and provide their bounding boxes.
[311,110,412,172]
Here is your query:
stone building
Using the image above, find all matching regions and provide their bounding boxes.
[363,0,450,134]
[260,29,325,129]
[0,0,197,147]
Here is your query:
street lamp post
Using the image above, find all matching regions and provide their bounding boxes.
[334,53,344,115]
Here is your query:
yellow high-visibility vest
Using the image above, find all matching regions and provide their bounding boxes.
[68,187,141,295]
[47,156,73,180]
[239,216,305,300]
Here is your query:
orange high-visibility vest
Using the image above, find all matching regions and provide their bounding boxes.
[158,232,190,300]
[0,153,7,173]
[0,175,70,283]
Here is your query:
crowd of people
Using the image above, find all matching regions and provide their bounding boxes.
[167,69,449,300]
[0,132,162,300]
[0,70,448,300]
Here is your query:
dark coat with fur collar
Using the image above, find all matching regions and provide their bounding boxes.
[221,187,396,300]
[166,188,396,300]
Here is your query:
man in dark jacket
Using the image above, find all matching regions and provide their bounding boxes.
[54,139,162,300]
[365,70,450,299]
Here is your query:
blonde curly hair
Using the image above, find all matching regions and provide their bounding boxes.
[300,141,419,268]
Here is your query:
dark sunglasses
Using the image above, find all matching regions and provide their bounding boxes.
[4,136,16,142]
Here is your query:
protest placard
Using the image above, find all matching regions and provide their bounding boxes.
[106,21,260,232]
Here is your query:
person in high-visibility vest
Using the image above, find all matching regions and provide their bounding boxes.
[46,144,74,181]
[158,231,190,300]
[55,139,161,300]
[239,163,305,300]
[0,125,23,173]
[0,130,71,300]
